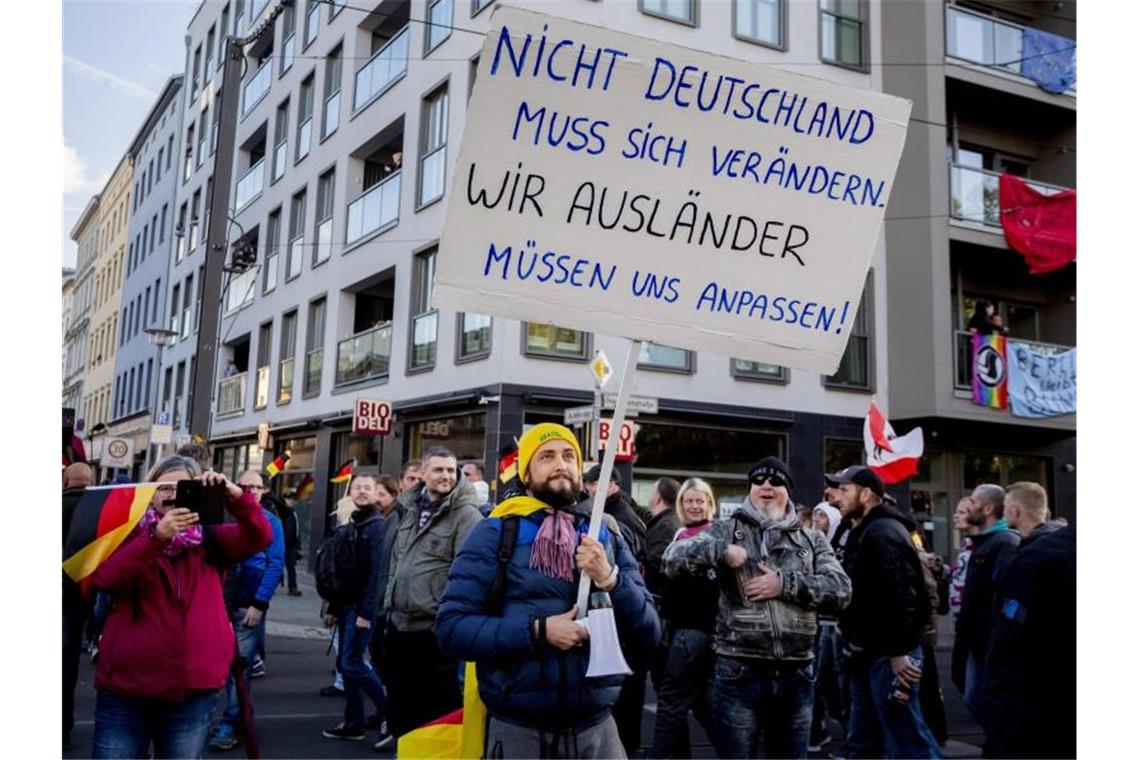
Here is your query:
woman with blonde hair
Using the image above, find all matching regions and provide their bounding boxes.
[650,477,720,759]
[90,455,273,758]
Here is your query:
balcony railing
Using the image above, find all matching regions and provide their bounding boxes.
[346,171,400,245]
[335,323,392,386]
[948,163,1068,229]
[353,27,409,112]
[953,330,1073,390]
[945,5,1075,94]
[254,365,270,409]
[234,158,265,212]
[218,372,247,417]
[304,348,323,396]
[242,59,272,116]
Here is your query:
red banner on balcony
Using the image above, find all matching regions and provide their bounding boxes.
[999,174,1076,274]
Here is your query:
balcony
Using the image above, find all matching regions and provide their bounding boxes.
[346,171,401,245]
[254,365,270,409]
[948,164,1068,230]
[953,330,1073,391]
[242,60,272,116]
[353,27,409,112]
[217,372,247,417]
[234,158,266,212]
[336,323,392,386]
[945,5,1075,96]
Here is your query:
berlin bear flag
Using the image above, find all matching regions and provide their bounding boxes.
[864,401,924,484]
[433,4,911,374]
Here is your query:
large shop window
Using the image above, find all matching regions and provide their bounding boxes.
[823,437,864,475]
[408,413,486,461]
[273,435,317,551]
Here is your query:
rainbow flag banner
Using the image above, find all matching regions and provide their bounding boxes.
[397,662,485,759]
[63,484,158,595]
[972,333,1009,410]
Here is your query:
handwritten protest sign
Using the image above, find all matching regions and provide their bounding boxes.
[435,5,911,373]
[1006,341,1076,418]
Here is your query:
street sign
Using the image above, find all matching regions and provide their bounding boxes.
[590,350,613,388]
[564,405,596,425]
[603,393,658,415]
[598,418,637,460]
[157,410,172,426]
[103,437,135,468]
[150,425,173,445]
[353,398,393,436]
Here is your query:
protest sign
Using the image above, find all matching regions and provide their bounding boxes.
[1006,341,1076,418]
[435,5,912,373]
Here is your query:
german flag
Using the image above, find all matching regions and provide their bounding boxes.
[266,451,291,478]
[293,473,315,501]
[330,458,356,484]
[396,663,485,759]
[63,484,158,595]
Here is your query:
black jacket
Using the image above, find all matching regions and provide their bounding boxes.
[981,525,1075,758]
[330,508,387,618]
[640,508,681,599]
[953,525,1020,672]
[1017,521,1058,550]
[580,491,647,565]
[62,487,89,619]
[838,505,930,658]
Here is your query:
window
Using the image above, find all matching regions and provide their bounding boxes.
[255,321,273,409]
[457,312,491,361]
[472,0,493,17]
[174,361,185,427]
[195,265,205,333]
[204,26,215,77]
[150,214,158,253]
[287,190,306,280]
[234,0,243,34]
[329,0,345,19]
[273,99,289,182]
[418,85,449,207]
[220,4,231,63]
[280,4,295,74]
[279,310,297,403]
[181,273,194,339]
[296,74,314,161]
[524,324,588,360]
[819,0,865,69]
[191,44,202,100]
[167,134,174,171]
[153,277,162,322]
[426,0,453,53]
[638,342,694,373]
[160,204,168,243]
[197,112,208,168]
[264,208,281,293]
[641,0,696,26]
[824,438,864,474]
[825,271,873,390]
[731,358,787,383]
[176,203,188,262]
[184,124,195,182]
[211,97,222,154]
[314,168,335,265]
[190,189,202,250]
[147,160,154,195]
[323,45,342,138]
[304,297,326,396]
[304,0,320,48]
[169,283,181,335]
[409,249,438,371]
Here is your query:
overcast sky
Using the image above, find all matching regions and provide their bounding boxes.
[62,0,200,269]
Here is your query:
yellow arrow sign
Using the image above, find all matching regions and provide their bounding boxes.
[590,350,613,388]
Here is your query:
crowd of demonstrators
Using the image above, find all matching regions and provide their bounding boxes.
[86,456,272,758]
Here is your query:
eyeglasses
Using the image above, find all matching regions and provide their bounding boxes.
[751,475,787,489]
[240,484,267,493]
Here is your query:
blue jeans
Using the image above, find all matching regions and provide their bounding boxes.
[92,688,219,758]
[338,608,387,730]
[845,647,941,759]
[220,608,260,727]
[711,655,815,759]
[964,651,985,721]
[650,628,715,759]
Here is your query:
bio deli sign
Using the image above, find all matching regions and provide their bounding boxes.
[353,399,393,436]
[598,418,637,461]
[435,6,911,374]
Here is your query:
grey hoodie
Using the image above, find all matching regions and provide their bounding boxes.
[663,498,851,661]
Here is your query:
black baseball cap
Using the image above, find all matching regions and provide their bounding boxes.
[824,466,886,500]
[583,464,621,487]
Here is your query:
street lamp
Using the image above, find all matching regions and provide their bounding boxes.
[144,326,180,471]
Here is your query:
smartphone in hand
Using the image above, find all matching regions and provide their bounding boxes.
[176,480,228,525]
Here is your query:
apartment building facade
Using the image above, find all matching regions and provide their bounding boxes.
[158,0,903,553]
[881,0,1076,559]
[65,197,100,418]
[106,76,187,480]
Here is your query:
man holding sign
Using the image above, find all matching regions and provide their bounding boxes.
[436,424,659,758]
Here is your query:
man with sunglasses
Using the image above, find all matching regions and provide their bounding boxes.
[663,456,851,758]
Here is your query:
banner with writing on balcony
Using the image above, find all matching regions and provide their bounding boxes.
[433,5,911,374]
[1006,340,1076,418]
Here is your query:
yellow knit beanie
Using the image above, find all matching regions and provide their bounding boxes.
[517,423,582,484]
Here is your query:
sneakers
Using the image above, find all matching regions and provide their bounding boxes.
[319,685,345,697]
[208,724,240,751]
[288,588,303,596]
[373,732,395,751]
[322,723,366,741]
[250,657,266,679]
[808,733,832,753]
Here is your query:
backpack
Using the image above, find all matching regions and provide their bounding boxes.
[315,514,381,604]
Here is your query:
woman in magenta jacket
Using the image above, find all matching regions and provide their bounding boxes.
[90,455,272,758]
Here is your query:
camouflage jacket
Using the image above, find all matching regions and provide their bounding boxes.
[662,502,851,661]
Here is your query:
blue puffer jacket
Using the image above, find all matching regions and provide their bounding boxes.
[223,510,285,612]
[436,507,661,729]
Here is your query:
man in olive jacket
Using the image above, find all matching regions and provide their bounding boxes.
[663,457,851,759]
[383,446,482,738]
